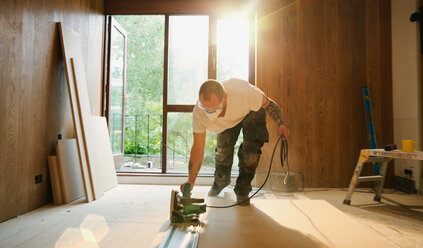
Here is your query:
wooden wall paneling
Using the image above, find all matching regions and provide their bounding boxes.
[335,0,359,187]
[256,0,392,187]
[257,0,296,18]
[21,0,36,215]
[15,0,32,218]
[377,0,394,186]
[0,0,105,222]
[362,0,393,184]
[348,0,368,186]
[321,0,341,187]
[28,0,54,214]
[254,8,280,185]
[87,2,105,117]
[0,0,21,222]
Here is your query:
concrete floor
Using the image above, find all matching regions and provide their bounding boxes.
[0,185,422,248]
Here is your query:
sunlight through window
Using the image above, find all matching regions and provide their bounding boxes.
[217,17,250,82]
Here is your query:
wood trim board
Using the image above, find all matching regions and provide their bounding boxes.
[199,195,395,247]
[47,156,63,205]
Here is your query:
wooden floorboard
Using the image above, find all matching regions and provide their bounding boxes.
[200,194,395,248]
[0,185,421,248]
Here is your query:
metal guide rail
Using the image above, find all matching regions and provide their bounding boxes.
[159,215,203,248]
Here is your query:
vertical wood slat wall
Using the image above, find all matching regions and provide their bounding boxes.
[0,0,395,222]
[255,0,393,187]
[0,0,104,222]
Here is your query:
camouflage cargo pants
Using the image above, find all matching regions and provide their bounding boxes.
[212,108,269,197]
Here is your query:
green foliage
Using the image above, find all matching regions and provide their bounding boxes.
[124,114,162,155]
[113,16,232,168]
[114,15,164,154]
[114,15,164,116]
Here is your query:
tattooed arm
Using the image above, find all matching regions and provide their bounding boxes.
[261,95,290,137]
[181,132,206,191]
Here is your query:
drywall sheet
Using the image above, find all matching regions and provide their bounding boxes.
[58,23,94,202]
[88,116,118,193]
[199,195,395,248]
[56,139,85,204]
[47,156,62,205]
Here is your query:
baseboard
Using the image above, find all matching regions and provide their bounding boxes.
[117,174,237,186]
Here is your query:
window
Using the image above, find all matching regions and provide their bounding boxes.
[105,14,252,175]
[168,16,209,105]
[217,17,250,81]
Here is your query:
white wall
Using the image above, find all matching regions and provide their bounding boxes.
[391,0,422,192]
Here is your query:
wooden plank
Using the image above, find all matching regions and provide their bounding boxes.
[56,139,85,204]
[58,22,94,202]
[47,156,63,205]
[199,195,395,247]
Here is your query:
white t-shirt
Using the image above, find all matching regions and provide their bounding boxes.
[192,78,264,134]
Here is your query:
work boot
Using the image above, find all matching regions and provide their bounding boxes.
[208,184,226,197]
[236,195,250,206]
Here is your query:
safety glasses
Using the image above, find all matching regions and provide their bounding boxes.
[197,98,224,113]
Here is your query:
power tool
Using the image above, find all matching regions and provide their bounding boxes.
[170,183,206,226]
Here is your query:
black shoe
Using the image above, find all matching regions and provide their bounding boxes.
[208,185,226,197]
[236,195,250,206]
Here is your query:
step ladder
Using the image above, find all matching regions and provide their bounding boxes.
[362,87,380,175]
[343,150,391,205]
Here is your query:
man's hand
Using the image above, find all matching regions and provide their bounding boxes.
[262,95,288,138]
[278,125,289,138]
[180,181,194,192]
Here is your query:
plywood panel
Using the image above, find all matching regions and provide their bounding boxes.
[0,0,104,222]
[89,116,118,193]
[256,0,393,187]
[56,139,85,204]
[200,195,395,247]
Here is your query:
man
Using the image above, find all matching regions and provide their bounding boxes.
[184,78,289,206]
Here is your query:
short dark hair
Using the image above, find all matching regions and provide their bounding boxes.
[199,79,224,101]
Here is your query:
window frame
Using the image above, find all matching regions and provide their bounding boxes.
[103,12,256,175]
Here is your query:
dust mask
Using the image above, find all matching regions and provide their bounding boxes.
[205,108,222,121]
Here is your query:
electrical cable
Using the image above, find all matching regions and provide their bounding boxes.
[207,134,288,208]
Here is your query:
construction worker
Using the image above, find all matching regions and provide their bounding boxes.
[183,78,289,206]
